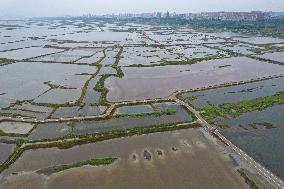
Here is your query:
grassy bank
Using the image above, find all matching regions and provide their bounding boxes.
[114,109,176,118]
[94,46,124,106]
[0,58,15,66]
[126,55,223,67]
[201,92,284,123]
[54,157,117,172]
[238,169,260,189]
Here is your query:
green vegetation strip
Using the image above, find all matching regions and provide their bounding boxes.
[54,157,117,172]
[114,109,176,118]
[200,92,284,123]
[0,58,15,65]
[94,74,111,105]
[94,47,124,106]
[76,64,102,106]
[238,169,260,189]
[126,55,222,67]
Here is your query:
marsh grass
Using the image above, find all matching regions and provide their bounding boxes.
[54,157,117,172]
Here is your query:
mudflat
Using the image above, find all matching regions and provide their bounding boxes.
[0,129,247,189]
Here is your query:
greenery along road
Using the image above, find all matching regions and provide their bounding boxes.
[200,92,284,123]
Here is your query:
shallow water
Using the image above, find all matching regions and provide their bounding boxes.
[216,105,284,179]
[28,123,71,141]
[207,42,261,55]
[0,122,34,134]
[233,36,284,44]
[170,45,227,59]
[180,77,284,108]
[0,19,282,188]
[100,48,120,66]
[256,51,284,63]
[75,51,104,64]
[51,107,81,118]
[1,109,49,119]
[34,88,81,105]
[32,48,95,63]
[0,39,50,52]
[147,31,226,45]
[48,31,129,42]
[0,143,16,164]
[119,46,179,66]
[1,129,246,189]
[115,104,153,114]
[0,62,97,106]
[82,76,102,105]
[0,47,62,60]
[106,57,284,101]
[74,103,192,135]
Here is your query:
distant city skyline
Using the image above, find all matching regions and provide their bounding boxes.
[0,0,283,19]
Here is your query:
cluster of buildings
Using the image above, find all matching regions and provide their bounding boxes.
[196,11,267,21]
[83,11,283,21]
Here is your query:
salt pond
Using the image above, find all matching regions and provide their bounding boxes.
[106,57,284,101]
[180,77,284,108]
[0,143,15,164]
[0,62,97,105]
[28,123,71,141]
[0,47,62,60]
[32,48,96,63]
[0,122,34,134]
[74,103,192,135]
[114,104,153,115]
[233,36,284,44]
[256,51,284,63]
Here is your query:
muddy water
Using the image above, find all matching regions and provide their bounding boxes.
[0,129,246,189]
[106,57,284,102]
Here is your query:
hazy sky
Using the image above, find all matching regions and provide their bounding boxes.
[0,0,283,18]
